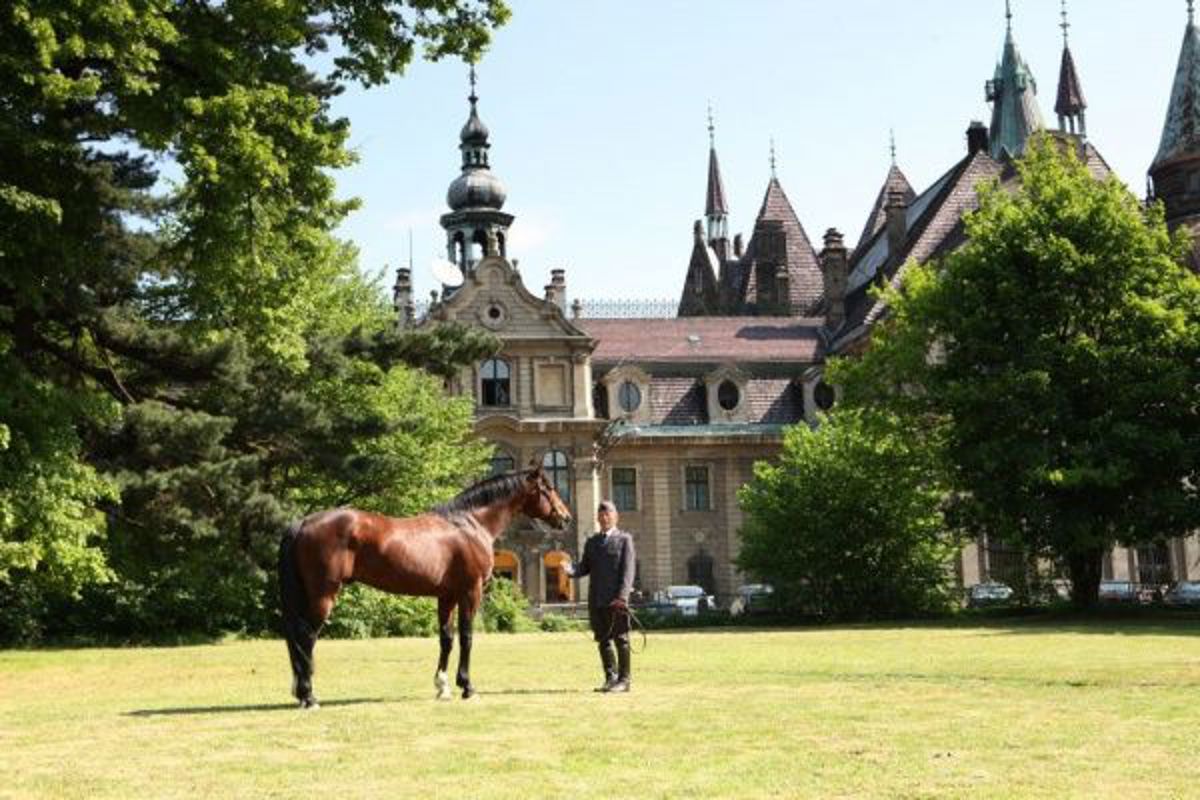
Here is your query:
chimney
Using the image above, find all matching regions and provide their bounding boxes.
[820,228,848,330]
[885,188,908,260]
[392,266,414,329]
[774,267,791,315]
[967,120,989,156]
[733,233,744,259]
[544,268,567,311]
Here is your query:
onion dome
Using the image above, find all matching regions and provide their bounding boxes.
[446,66,507,211]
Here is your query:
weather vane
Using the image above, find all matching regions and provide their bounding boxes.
[1060,0,1070,46]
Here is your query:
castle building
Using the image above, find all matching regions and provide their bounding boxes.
[400,4,1200,604]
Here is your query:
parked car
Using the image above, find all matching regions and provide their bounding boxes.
[730,583,775,616]
[1163,580,1200,608]
[658,585,717,616]
[1098,580,1137,603]
[966,581,1014,608]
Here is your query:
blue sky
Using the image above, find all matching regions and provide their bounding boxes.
[329,1,1193,305]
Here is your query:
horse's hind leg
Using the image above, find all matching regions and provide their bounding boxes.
[434,596,456,700]
[456,581,483,700]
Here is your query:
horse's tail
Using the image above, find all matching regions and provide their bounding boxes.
[279,519,317,704]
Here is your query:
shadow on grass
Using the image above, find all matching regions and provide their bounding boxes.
[476,687,581,697]
[125,698,384,716]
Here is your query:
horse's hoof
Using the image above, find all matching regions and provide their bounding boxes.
[298,697,320,710]
[436,690,453,701]
[461,687,476,700]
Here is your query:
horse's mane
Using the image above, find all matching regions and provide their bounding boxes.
[433,470,531,517]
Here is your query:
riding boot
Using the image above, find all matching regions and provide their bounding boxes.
[609,640,631,693]
[595,642,618,692]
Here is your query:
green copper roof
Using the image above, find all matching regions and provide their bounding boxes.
[986,24,1044,159]
[1153,17,1200,169]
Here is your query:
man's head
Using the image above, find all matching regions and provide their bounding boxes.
[597,500,618,531]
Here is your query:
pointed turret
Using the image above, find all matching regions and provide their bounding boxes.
[440,65,514,272]
[678,220,721,316]
[739,169,824,317]
[1150,1,1200,262]
[1054,1,1087,136]
[704,106,731,261]
[855,133,916,250]
[985,1,1044,159]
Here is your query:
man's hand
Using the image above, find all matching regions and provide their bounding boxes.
[561,559,574,577]
[609,597,628,613]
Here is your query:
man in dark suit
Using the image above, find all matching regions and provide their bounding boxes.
[564,500,636,693]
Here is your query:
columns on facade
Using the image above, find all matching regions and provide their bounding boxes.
[648,458,674,589]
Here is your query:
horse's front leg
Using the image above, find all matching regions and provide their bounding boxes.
[435,596,456,701]
[456,581,483,699]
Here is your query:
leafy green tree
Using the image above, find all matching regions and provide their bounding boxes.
[737,410,958,621]
[0,1,508,640]
[834,136,1200,608]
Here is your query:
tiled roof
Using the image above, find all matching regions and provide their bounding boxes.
[835,134,1113,347]
[579,317,823,363]
[1055,45,1087,117]
[745,378,804,423]
[648,377,706,424]
[854,164,917,251]
[739,178,824,315]
[1153,19,1200,169]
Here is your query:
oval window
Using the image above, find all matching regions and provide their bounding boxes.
[814,380,836,411]
[717,380,740,411]
[618,380,642,413]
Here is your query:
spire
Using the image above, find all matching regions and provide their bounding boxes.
[1152,2,1200,170]
[985,0,1044,159]
[1055,0,1087,136]
[441,64,513,272]
[704,104,729,249]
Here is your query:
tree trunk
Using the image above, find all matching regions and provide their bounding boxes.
[1067,547,1104,609]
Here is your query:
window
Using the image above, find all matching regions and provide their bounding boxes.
[717,380,740,411]
[685,466,710,511]
[814,380,836,411]
[593,384,609,419]
[612,467,637,511]
[617,380,642,414]
[1137,543,1171,585]
[489,451,515,476]
[480,358,511,406]
[542,449,570,503]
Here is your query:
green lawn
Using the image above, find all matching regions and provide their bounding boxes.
[2,620,1199,799]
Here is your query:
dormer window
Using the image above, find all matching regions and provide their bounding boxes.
[618,380,642,414]
[716,380,740,411]
[480,358,511,406]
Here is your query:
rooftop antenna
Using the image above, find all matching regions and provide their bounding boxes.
[769,137,777,179]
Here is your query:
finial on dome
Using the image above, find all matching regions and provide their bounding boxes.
[469,63,478,107]
[707,102,715,148]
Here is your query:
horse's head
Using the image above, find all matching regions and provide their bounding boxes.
[522,467,572,530]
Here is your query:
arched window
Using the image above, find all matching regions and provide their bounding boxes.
[814,380,836,412]
[542,449,570,503]
[480,359,511,406]
[489,450,515,476]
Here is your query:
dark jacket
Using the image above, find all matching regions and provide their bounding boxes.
[570,529,636,608]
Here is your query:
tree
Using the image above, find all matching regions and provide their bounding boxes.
[737,409,958,621]
[0,1,508,640]
[834,136,1200,608]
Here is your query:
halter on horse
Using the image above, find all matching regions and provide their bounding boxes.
[278,466,572,708]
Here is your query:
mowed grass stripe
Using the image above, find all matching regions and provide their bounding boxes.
[1,622,1198,799]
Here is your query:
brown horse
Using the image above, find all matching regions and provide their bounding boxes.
[278,467,571,708]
